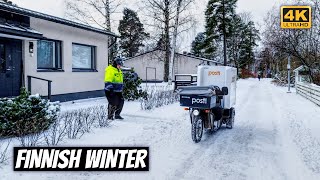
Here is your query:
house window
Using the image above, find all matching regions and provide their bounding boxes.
[37,40,62,70]
[72,43,96,71]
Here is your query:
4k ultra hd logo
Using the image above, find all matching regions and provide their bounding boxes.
[14,147,149,171]
[281,6,312,29]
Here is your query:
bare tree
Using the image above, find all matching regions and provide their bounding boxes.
[65,0,122,30]
[263,0,320,83]
[65,0,122,62]
[169,0,195,84]
[143,0,195,82]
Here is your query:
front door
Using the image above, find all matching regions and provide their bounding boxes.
[0,38,22,98]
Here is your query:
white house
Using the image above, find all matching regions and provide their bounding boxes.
[124,49,223,82]
[0,2,118,101]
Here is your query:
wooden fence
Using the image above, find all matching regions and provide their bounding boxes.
[296,82,320,106]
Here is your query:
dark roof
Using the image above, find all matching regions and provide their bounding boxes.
[0,2,118,37]
[175,52,223,64]
[124,49,159,60]
[0,22,43,39]
[124,49,223,65]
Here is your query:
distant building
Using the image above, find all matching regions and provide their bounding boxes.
[124,49,222,82]
[0,3,118,101]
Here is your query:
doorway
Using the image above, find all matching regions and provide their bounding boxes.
[0,38,22,98]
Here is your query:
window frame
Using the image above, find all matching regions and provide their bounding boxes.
[36,39,63,71]
[72,43,97,72]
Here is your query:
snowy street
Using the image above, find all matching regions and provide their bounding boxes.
[2,79,320,180]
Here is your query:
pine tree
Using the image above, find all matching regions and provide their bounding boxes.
[118,8,149,58]
[238,21,260,69]
[204,0,237,60]
[228,14,246,67]
[191,32,206,58]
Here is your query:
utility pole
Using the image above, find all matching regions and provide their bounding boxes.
[287,29,292,93]
[222,0,227,66]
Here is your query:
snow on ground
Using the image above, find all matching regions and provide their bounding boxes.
[1,78,320,180]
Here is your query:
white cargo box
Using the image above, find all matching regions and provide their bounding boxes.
[197,66,237,109]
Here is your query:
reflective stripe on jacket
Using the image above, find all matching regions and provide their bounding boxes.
[104,65,123,92]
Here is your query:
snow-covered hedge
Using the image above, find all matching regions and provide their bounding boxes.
[0,88,60,137]
[140,86,179,110]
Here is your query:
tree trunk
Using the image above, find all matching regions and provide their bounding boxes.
[105,0,114,64]
[168,0,182,84]
[222,0,227,66]
[163,0,170,82]
[105,0,111,31]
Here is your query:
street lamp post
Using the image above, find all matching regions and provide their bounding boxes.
[287,55,291,93]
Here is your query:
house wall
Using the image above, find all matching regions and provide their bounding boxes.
[124,50,219,81]
[24,17,109,98]
[124,50,165,81]
[175,54,208,74]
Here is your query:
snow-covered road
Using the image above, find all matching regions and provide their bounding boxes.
[2,79,320,180]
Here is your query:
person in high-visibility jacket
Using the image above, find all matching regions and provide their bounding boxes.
[105,57,124,120]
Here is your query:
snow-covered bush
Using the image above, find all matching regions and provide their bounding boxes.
[43,116,67,146]
[140,86,179,110]
[63,110,86,139]
[0,88,60,137]
[17,132,43,147]
[239,69,255,79]
[123,69,148,101]
[92,105,109,127]
[0,139,10,166]
[272,73,295,87]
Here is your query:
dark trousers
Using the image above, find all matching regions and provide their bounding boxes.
[105,91,124,118]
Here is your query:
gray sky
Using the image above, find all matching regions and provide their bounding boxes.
[11,0,285,51]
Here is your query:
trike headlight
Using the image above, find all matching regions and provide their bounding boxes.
[193,110,200,116]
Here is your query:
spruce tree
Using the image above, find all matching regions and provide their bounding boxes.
[118,8,149,57]
[238,21,260,69]
[204,0,237,59]
[191,32,206,58]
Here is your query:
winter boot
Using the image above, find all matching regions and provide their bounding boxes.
[114,115,124,120]
[108,105,116,120]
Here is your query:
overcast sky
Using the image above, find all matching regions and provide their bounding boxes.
[11,0,286,51]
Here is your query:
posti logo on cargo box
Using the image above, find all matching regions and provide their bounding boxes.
[208,71,221,76]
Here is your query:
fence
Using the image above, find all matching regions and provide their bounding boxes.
[296,82,320,106]
[174,74,197,90]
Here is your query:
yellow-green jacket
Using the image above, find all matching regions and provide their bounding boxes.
[104,65,123,92]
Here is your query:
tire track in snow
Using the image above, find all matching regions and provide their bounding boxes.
[171,81,264,180]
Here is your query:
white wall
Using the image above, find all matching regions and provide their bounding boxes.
[124,50,165,81]
[124,50,218,81]
[24,18,109,96]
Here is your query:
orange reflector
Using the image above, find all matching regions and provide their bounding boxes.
[184,107,189,111]
[205,110,210,113]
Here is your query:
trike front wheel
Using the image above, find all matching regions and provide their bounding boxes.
[191,115,203,143]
